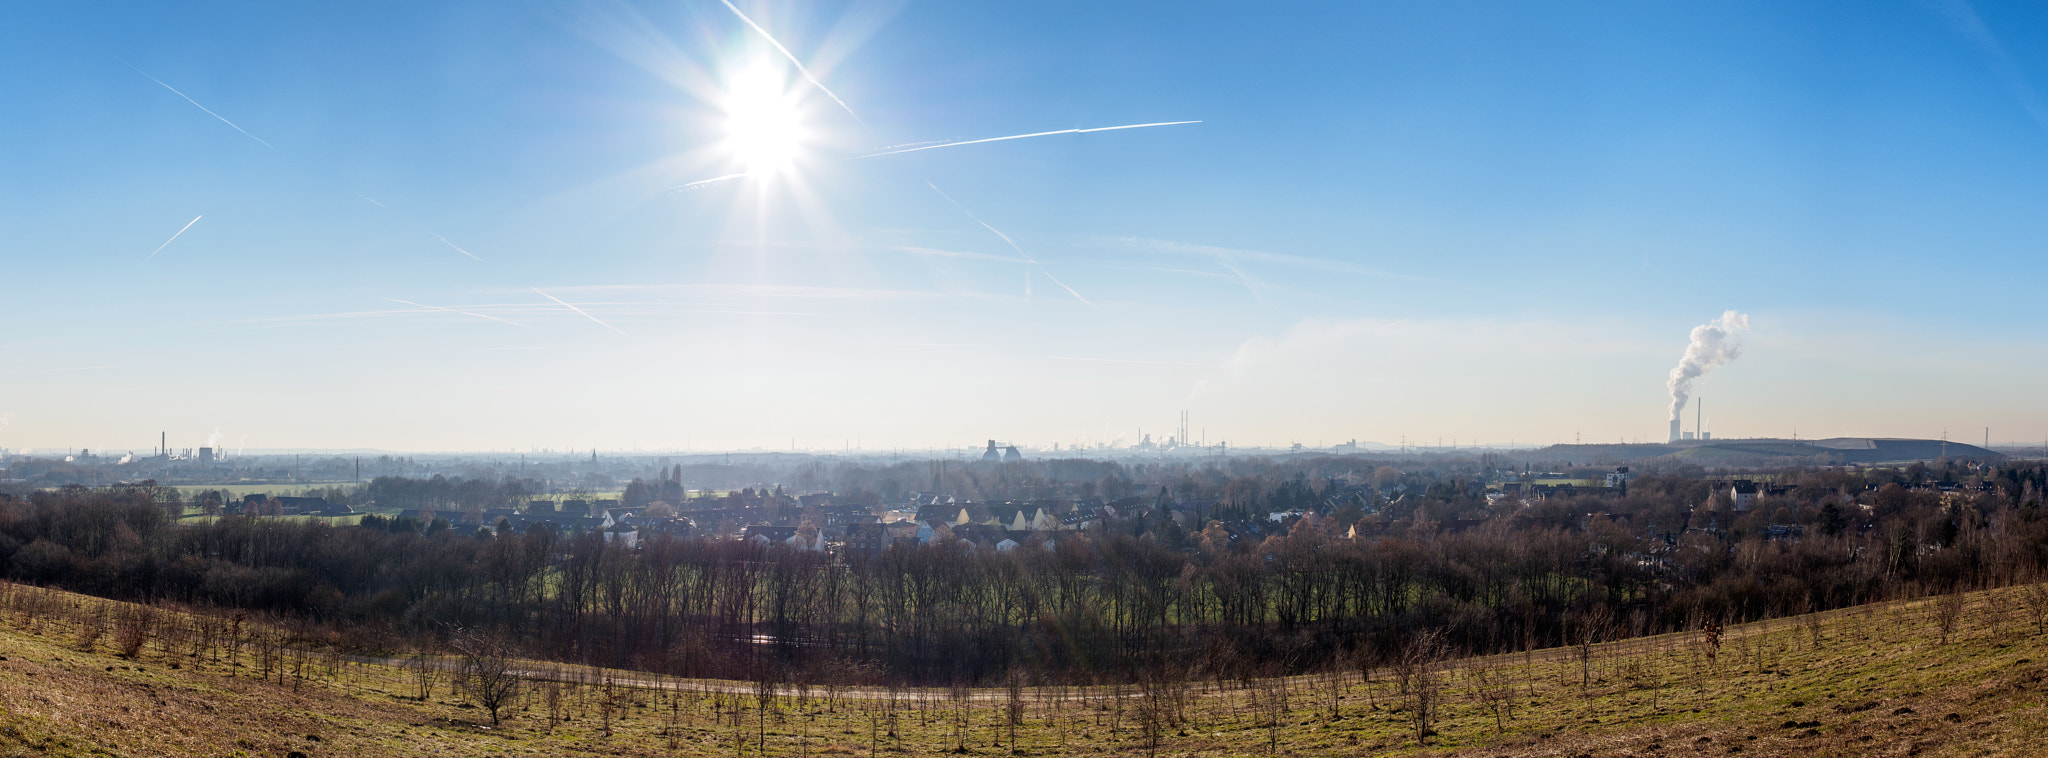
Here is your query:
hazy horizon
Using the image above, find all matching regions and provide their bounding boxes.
[7,2,2048,452]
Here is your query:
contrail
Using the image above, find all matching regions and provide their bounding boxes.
[356,194,386,208]
[532,287,628,335]
[854,121,1201,159]
[925,182,1092,306]
[122,61,275,150]
[673,172,751,191]
[143,215,203,262]
[718,0,863,125]
[430,233,485,262]
[679,122,1196,189]
[384,298,527,328]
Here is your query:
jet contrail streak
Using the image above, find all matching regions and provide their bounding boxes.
[143,215,203,262]
[532,288,629,335]
[925,182,1092,306]
[122,61,275,150]
[431,233,485,262]
[384,298,527,328]
[718,0,863,125]
[854,121,1201,159]
[674,172,751,191]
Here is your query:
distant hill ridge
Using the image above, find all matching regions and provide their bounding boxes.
[1529,437,1999,464]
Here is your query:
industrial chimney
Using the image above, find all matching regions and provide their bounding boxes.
[1669,418,1681,444]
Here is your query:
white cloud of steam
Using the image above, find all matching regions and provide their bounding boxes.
[0,412,12,428]
[206,426,224,449]
[1666,311,1749,420]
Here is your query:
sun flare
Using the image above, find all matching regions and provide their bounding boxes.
[722,63,805,177]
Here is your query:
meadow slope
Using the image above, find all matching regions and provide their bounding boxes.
[0,582,2043,757]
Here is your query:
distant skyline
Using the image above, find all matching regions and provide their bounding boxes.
[5,1,2048,452]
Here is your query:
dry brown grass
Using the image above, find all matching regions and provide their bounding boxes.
[0,581,2042,756]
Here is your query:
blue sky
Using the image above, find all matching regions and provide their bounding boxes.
[3,0,2047,453]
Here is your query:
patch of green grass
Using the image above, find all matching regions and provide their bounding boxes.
[170,482,357,498]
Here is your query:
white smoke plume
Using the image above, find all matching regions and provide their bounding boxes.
[0,412,12,428]
[206,426,224,449]
[1666,311,1749,420]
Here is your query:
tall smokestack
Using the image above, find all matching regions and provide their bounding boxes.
[1697,399,1702,442]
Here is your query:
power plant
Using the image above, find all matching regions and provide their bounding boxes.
[1668,398,1710,443]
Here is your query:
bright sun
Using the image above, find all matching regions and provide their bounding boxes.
[722,64,805,176]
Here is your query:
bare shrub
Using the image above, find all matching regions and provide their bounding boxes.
[409,648,440,701]
[540,673,567,733]
[2024,581,2048,636]
[1800,599,1825,649]
[453,630,523,727]
[115,607,155,658]
[1698,616,1725,668]
[1392,630,1447,745]
[73,606,107,652]
[1935,590,1966,645]
[1570,606,1613,687]
[1468,662,1515,734]
[1248,665,1289,753]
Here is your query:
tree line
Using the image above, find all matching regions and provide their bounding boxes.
[1,461,2044,688]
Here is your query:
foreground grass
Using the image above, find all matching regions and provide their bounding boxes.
[0,582,2043,757]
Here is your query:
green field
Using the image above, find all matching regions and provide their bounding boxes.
[170,482,356,498]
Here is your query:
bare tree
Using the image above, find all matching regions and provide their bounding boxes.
[453,630,523,727]
[1004,667,1026,753]
[1392,630,1446,745]
[1935,589,1966,645]
[1468,662,1515,734]
[409,647,441,702]
[597,672,625,738]
[2024,581,2048,636]
[1314,657,1346,723]
[1800,598,1825,649]
[540,672,567,733]
[753,662,781,755]
[1569,606,1613,688]
[1249,664,1289,753]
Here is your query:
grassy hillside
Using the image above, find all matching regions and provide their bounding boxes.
[0,582,2044,757]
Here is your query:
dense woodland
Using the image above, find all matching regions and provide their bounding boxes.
[1,457,2045,688]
